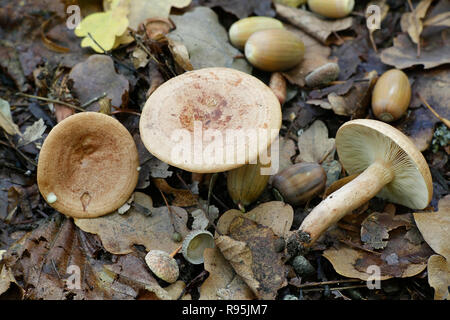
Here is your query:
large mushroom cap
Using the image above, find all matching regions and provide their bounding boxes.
[37,112,139,218]
[139,67,281,173]
[336,119,432,209]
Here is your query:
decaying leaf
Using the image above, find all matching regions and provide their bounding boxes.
[17,118,46,147]
[296,120,335,164]
[75,192,189,255]
[197,0,275,19]
[199,247,255,300]
[126,0,192,30]
[361,212,413,250]
[167,7,252,73]
[275,4,353,44]
[215,202,292,299]
[427,254,449,300]
[414,195,450,260]
[307,71,378,118]
[400,0,433,46]
[381,33,450,69]
[68,54,129,111]
[2,215,172,299]
[75,0,130,53]
[0,98,20,135]
[274,136,297,175]
[153,178,198,207]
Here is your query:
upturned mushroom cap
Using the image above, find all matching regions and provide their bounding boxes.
[336,119,432,209]
[145,250,179,283]
[37,112,139,218]
[139,67,281,173]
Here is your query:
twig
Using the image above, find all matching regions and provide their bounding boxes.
[16,93,85,112]
[3,132,37,166]
[80,92,107,108]
[417,93,450,128]
[302,284,368,292]
[295,278,363,288]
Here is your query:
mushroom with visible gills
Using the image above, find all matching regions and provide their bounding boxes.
[139,67,281,173]
[37,112,139,218]
[287,119,433,255]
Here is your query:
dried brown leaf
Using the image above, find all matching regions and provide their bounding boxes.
[427,254,449,300]
[296,120,335,164]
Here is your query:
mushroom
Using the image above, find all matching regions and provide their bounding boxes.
[287,119,433,254]
[145,248,180,284]
[37,112,139,218]
[139,67,281,173]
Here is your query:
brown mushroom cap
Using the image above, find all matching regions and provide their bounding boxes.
[37,112,139,218]
[139,67,281,173]
[336,119,432,209]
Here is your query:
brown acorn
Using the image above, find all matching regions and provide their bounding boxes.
[371,69,411,122]
[307,0,354,19]
[272,162,326,205]
[227,161,271,211]
[245,29,305,72]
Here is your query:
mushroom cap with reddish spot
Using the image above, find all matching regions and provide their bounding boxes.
[139,67,282,173]
[336,119,432,209]
[37,112,139,218]
[145,250,179,283]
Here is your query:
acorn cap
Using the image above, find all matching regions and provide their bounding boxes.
[145,250,179,283]
[37,112,139,218]
[336,119,432,209]
[181,230,215,265]
[139,67,281,173]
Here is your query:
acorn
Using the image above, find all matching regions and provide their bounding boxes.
[307,0,355,19]
[229,16,284,50]
[245,29,305,72]
[274,0,307,7]
[227,161,271,211]
[371,69,411,122]
[272,162,326,205]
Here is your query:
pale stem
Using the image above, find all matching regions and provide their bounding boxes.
[299,160,394,245]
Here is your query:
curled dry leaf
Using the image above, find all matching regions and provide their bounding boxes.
[69,54,129,111]
[17,118,46,147]
[296,120,335,164]
[275,4,353,44]
[307,71,378,118]
[199,247,255,300]
[215,202,293,299]
[413,195,450,260]
[427,254,449,300]
[75,192,189,255]
[167,7,252,73]
[400,0,433,46]
[0,98,20,135]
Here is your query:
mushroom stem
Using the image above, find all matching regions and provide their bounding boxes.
[288,160,394,254]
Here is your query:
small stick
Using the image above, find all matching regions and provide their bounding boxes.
[16,93,85,112]
[169,245,182,258]
[295,278,363,288]
[80,92,107,108]
[418,93,450,128]
[302,284,368,292]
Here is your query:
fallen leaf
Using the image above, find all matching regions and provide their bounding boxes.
[274,136,297,175]
[275,4,353,44]
[131,47,150,69]
[381,32,450,69]
[197,0,275,19]
[427,254,449,300]
[296,120,335,164]
[396,107,436,152]
[167,7,252,73]
[414,195,450,260]
[199,247,255,300]
[153,179,198,207]
[400,0,433,45]
[215,203,292,299]
[17,118,46,147]
[75,192,189,255]
[2,215,158,299]
[361,212,413,250]
[75,0,130,53]
[127,0,192,30]
[0,98,20,135]
[69,54,129,111]
[217,201,294,238]
[167,38,194,72]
